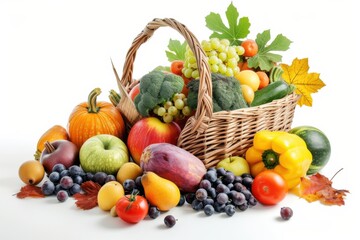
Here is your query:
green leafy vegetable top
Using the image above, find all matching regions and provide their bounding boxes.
[247,30,292,71]
[205,2,250,45]
[165,2,292,73]
[165,39,187,62]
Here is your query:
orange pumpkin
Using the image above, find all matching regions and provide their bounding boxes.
[67,88,126,149]
[34,125,69,160]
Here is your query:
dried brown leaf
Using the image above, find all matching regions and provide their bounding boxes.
[73,181,101,210]
[16,185,45,199]
[299,172,349,206]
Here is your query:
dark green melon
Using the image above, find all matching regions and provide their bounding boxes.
[289,126,331,175]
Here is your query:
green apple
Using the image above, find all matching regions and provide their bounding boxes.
[216,156,250,176]
[79,134,129,175]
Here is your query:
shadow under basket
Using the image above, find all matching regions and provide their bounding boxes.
[112,18,300,169]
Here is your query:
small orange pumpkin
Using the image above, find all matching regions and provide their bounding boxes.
[34,125,69,160]
[67,88,126,149]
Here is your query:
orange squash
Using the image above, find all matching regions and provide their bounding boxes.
[34,125,69,160]
[67,88,126,150]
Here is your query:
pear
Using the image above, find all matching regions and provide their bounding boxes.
[141,172,180,211]
[18,160,45,185]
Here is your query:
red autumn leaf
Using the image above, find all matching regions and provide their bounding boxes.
[299,171,349,206]
[73,181,101,210]
[16,185,45,199]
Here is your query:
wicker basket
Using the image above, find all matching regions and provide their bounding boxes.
[113,18,300,168]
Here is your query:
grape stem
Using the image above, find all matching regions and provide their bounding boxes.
[330,168,344,181]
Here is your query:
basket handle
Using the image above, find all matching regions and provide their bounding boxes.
[117,18,213,131]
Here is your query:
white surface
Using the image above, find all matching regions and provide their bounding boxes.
[1,0,358,239]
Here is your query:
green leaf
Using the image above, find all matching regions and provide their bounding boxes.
[247,30,292,71]
[205,2,250,45]
[165,39,186,62]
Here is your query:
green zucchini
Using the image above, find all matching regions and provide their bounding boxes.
[251,80,294,107]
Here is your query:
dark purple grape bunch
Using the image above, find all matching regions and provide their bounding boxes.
[186,167,257,217]
[41,163,115,202]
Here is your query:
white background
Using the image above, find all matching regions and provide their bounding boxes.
[1,0,358,239]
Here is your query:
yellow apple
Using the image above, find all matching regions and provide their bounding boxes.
[216,156,250,176]
[97,181,125,211]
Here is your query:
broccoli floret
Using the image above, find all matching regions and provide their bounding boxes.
[187,73,248,112]
[134,70,184,116]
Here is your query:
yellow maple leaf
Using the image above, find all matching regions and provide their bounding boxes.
[281,58,325,106]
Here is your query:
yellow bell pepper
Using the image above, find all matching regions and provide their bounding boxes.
[245,130,312,189]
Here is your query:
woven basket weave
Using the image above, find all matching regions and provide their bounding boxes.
[113,18,300,168]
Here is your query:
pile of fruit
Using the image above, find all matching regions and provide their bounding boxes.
[16,2,348,228]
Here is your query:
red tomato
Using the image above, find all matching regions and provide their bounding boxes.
[115,194,149,224]
[129,83,140,101]
[170,60,184,76]
[251,170,287,205]
[241,39,258,57]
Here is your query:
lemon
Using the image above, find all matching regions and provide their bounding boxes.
[235,70,260,91]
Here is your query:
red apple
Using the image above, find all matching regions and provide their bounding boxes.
[40,140,79,174]
[129,83,140,101]
[127,117,181,164]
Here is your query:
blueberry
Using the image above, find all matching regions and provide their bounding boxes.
[177,194,186,206]
[68,165,84,177]
[224,204,236,217]
[72,175,83,185]
[85,172,94,181]
[148,206,160,219]
[93,172,107,185]
[69,183,82,195]
[185,193,195,204]
[204,205,215,216]
[54,184,63,195]
[191,199,204,211]
[123,179,136,192]
[105,174,116,183]
[48,171,60,183]
[242,176,253,189]
[41,180,55,196]
[60,169,69,178]
[52,164,66,173]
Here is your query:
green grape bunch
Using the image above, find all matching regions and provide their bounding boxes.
[182,38,245,79]
[153,93,192,123]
